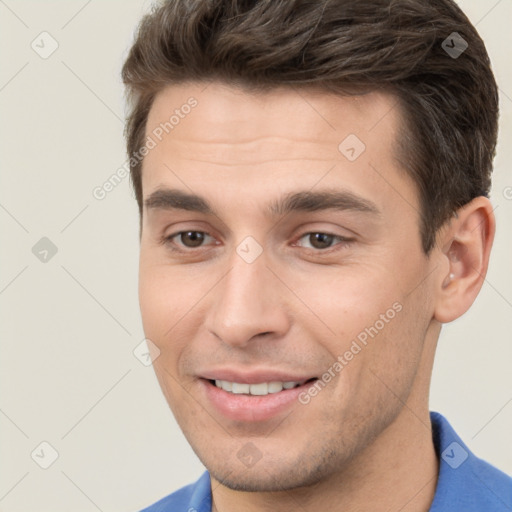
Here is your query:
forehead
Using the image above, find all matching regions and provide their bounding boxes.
[146,82,401,155]
[141,81,417,222]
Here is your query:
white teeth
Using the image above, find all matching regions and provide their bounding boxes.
[268,381,283,393]
[249,383,268,395]
[231,382,250,394]
[216,379,233,392]
[213,380,304,395]
[222,381,233,392]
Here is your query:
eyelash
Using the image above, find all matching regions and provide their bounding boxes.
[162,230,354,255]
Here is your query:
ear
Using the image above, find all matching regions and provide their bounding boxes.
[433,196,495,324]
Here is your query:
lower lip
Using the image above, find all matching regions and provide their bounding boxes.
[200,379,316,422]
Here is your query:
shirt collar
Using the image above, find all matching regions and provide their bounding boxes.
[429,410,511,511]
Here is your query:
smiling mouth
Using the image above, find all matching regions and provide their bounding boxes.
[208,378,317,396]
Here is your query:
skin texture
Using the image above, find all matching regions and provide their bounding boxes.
[138,82,495,511]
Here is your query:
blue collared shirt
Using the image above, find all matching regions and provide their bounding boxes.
[140,411,512,511]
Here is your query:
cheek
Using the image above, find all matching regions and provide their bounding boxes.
[294,265,401,343]
[139,267,172,339]
[304,265,422,386]
[138,258,215,377]
[138,256,199,331]
[357,287,431,406]
[138,260,191,359]
[138,266,194,410]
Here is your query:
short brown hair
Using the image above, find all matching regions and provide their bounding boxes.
[121,0,499,253]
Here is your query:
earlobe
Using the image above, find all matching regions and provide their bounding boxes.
[433,197,495,324]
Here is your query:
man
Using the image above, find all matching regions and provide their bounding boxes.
[121,0,511,510]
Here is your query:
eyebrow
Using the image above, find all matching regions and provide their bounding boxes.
[144,187,380,218]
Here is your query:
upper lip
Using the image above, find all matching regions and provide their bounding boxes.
[199,368,318,384]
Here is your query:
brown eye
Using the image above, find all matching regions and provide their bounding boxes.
[163,229,218,253]
[296,232,353,253]
[307,233,335,249]
[177,231,207,248]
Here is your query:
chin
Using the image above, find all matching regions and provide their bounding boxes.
[210,468,323,493]
[204,448,343,493]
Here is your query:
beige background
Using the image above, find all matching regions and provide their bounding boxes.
[0,1,511,510]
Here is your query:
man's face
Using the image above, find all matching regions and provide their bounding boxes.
[139,82,439,491]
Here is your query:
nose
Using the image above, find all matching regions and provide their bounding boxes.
[204,248,290,348]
